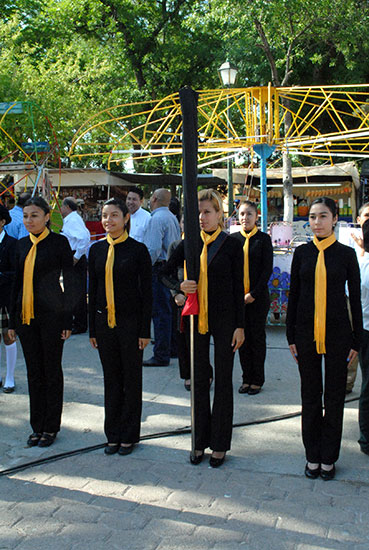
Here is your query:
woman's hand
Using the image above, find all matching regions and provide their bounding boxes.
[244,293,255,304]
[61,330,71,340]
[289,344,298,364]
[90,337,98,349]
[174,294,186,307]
[139,338,150,350]
[7,329,16,342]
[351,232,365,256]
[347,348,358,368]
[231,328,245,352]
[180,280,197,294]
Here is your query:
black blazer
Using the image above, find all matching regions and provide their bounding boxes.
[88,237,152,339]
[286,240,363,351]
[160,232,244,331]
[9,231,74,330]
[0,232,16,310]
[231,229,273,300]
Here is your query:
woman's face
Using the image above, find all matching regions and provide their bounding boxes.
[239,204,258,232]
[309,203,337,238]
[199,200,221,232]
[23,205,50,235]
[102,204,129,238]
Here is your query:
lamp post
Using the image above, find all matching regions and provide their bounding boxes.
[218,61,238,220]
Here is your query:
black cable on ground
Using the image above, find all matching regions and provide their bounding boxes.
[0,396,359,478]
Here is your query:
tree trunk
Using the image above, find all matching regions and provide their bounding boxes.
[282,108,293,222]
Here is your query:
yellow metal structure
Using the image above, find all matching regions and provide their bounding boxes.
[69,84,369,169]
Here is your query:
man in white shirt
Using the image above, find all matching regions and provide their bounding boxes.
[126,187,150,242]
[61,197,91,334]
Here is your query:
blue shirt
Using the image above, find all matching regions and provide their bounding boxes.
[143,207,180,265]
[5,205,29,239]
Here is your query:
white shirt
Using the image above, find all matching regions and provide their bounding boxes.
[130,207,150,243]
[359,252,369,331]
[61,211,90,260]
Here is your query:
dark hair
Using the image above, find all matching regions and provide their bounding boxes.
[128,186,144,200]
[103,197,131,233]
[169,197,181,223]
[239,199,258,215]
[23,196,51,228]
[359,202,369,216]
[309,197,338,218]
[0,205,11,225]
[63,197,78,211]
[17,192,31,207]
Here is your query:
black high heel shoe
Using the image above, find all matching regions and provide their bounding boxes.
[190,451,204,465]
[209,452,226,468]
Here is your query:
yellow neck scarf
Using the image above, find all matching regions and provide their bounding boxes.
[198,226,222,334]
[22,227,50,325]
[240,226,258,294]
[313,233,336,354]
[105,231,129,328]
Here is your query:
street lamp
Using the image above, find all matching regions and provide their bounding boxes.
[218,61,238,220]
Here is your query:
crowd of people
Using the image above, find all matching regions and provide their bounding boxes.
[1,186,369,478]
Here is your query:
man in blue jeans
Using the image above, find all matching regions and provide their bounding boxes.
[143,189,180,366]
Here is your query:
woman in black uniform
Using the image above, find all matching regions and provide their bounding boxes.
[161,189,244,467]
[8,196,74,447]
[286,197,362,480]
[89,198,152,456]
[231,200,273,395]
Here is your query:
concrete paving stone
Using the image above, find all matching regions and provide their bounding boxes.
[13,517,65,538]
[213,543,251,550]
[124,484,173,504]
[174,508,226,527]
[275,516,327,538]
[144,517,197,537]
[318,479,360,496]
[241,485,287,502]
[11,536,74,550]
[58,522,112,544]
[53,502,103,524]
[206,496,260,519]
[0,508,24,528]
[194,524,248,543]
[12,498,60,518]
[330,494,369,512]
[166,489,214,509]
[98,509,149,530]
[227,510,277,530]
[242,528,298,550]
[155,534,221,550]
[227,469,273,487]
[104,530,162,550]
[327,523,369,543]
[42,473,91,490]
[285,489,333,506]
[305,505,356,525]
[197,479,244,498]
[258,500,309,520]
[270,475,316,491]
[87,494,140,513]
[296,544,349,550]
[0,528,23,550]
[82,478,131,497]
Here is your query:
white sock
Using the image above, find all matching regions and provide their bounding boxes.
[4,342,17,388]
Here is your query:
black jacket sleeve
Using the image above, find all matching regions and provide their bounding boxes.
[138,244,153,339]
[88,243,98,338]
[347,247,363,351]
[286,245,301,345]
[250,234,274,300]
[159,240,184,293]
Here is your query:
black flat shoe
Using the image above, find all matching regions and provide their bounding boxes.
[190,451,204,465]
[238,384,250,394]
[209,453,226,468]
[118,444,134,456]
[248,386,261,395]
[38,433,57,447]
[143,357,169,367]
[184,381,191,392]
[3,385,15,393]
[305,463,320,479]
[27,433,42,447]
[104,443,119,455]
[320,464,336,481]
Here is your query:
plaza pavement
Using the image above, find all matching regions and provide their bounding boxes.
[0,326,369,550]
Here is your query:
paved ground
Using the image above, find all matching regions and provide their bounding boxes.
[0,326,368,549]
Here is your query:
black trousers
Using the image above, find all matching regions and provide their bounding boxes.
[239,293,269,386]
[296,332,351,464]
[95,314,143,444]
[72,256,87,332]
[191,320,235,452]
[17,313,65,434]
[359,329,369,453]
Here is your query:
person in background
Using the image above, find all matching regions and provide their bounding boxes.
[287,197,362,480]
[351,218,369,456]
[0,205,17,393]
[5,192,31,240]
[161,189,244,468]
[61,197,91,334]
[8,196,74,448]
[231,200,273,396]
[126,186,150,243]
[346,202,369,394]
[142,188,180,367]
[89,198,152,456]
